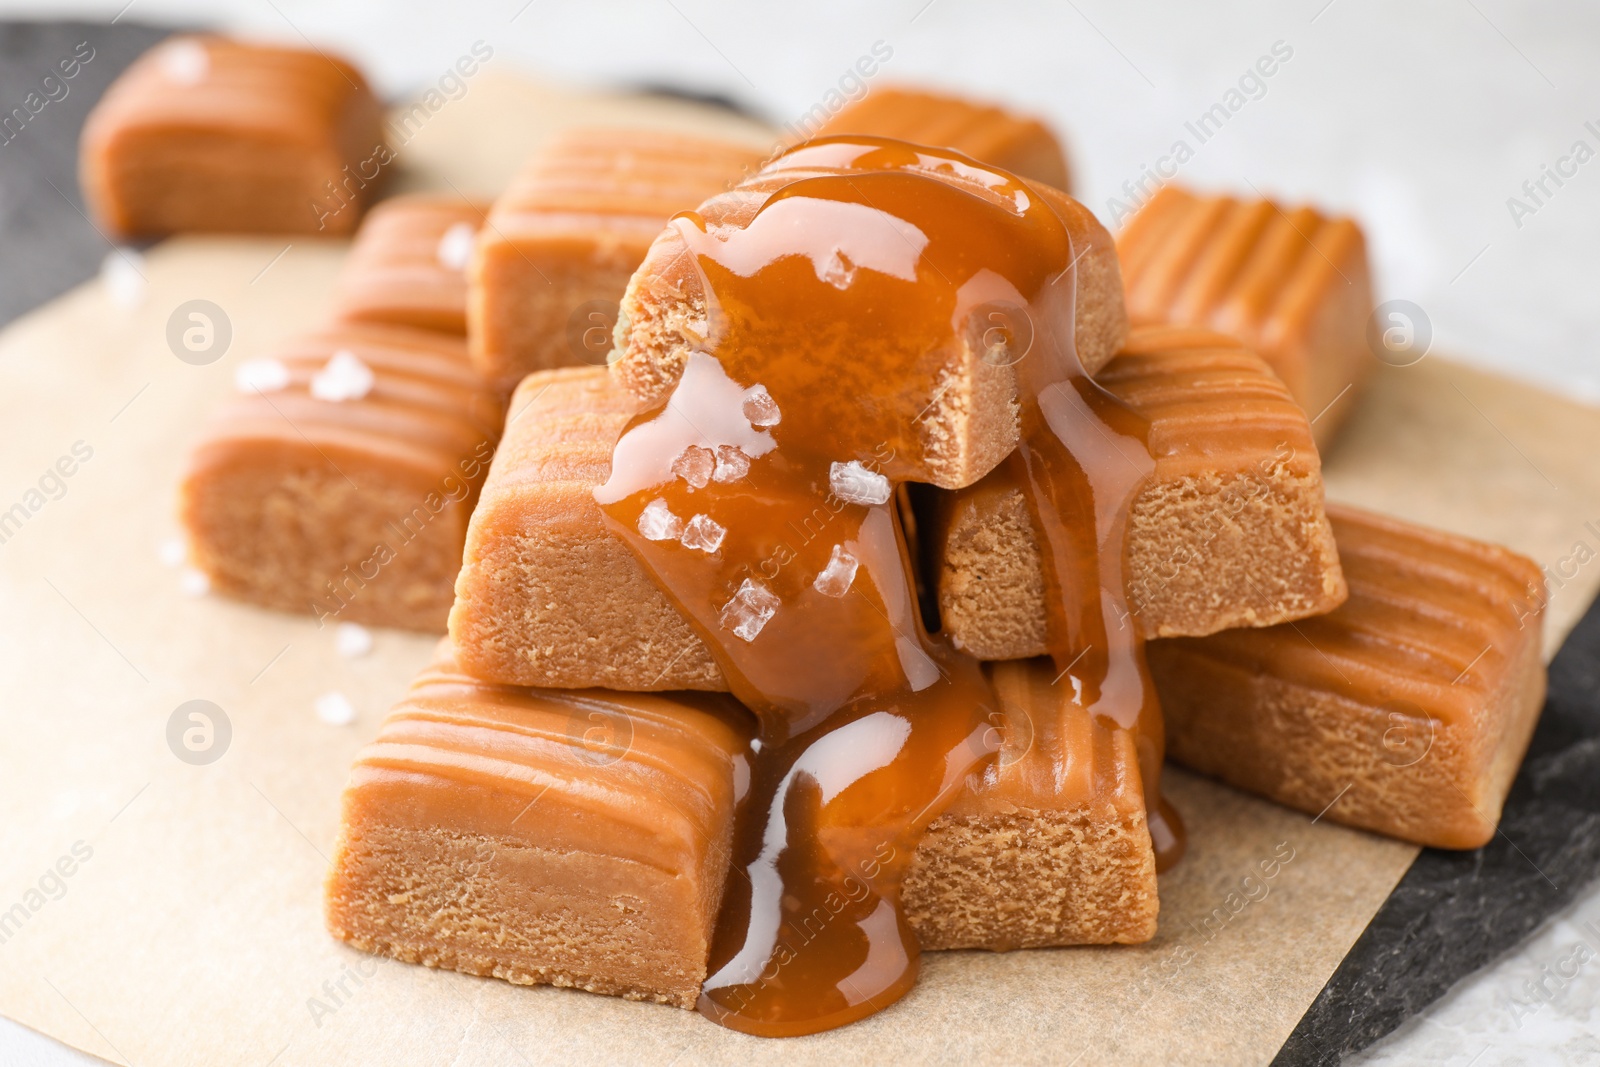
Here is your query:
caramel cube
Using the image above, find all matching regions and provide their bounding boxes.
[332,195,486,335]
[80,36,386,237]
[1152,505,1547,849]
[181,324,501,631]
[1117,185,1375,445]
[933,325,1347,659]
[467,128,765,394]
[325,645,752,1007]
[811,86,1070,191]
[903,658,1159,949]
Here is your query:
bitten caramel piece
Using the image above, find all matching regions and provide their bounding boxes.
[934,325,1347,659]
[182,324,501,631]
[808,86,1071,192]
[468,128,765,394]
[1152,505,1547,850]
[610,138,1126,490]
[1116,185,1375,445]
[325,644,753,1008]
[331,195,485,334]
[904,657,1159,949]
[80,36,386,237]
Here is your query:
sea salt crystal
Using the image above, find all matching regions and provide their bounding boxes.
[158,537,186,567]
[671,445,715,488]
[638,498,683,541]
[315,691,357,726]
[101,250,146,308]
[161,40,209,85]
[819,248,856,289]
[712,445,749,483]
[435,222,475,271]
[179,567,210,597]
[680,514,726,554]
[234,358,290,394]
[829,460,890,506]
[335,622,373,658]
[812,544,859,597]
[719,579,780,643]
[311,349,375,402]
[742,385,781,427]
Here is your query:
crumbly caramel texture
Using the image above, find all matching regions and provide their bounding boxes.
[80,35,385,237]
[1152,504,1548,849]
[182,324,501,631]
[608,161,1125,491]
[934,325,1347,659]
[1115,184,1375,447]
[810,85,1072,193]
[467,128,765,394]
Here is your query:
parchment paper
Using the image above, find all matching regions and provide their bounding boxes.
[1,71,1596,1067]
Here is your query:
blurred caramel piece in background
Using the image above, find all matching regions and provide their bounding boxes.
[932,326,1346,660]
[325,644,753,1008]
[181,324,501,631]
[80,36,386,237]
[811,86,1070,192]
[904,657,1159,949]
[1152,505,1547,849]
[332,195,486,335]
[1117,185,1375,446]
[467,128,764,394]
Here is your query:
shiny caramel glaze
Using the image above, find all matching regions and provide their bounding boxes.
[469,127,765,391]
[1152,504,1547,849]
[80,35,384,236]
[597,137,1172,1034]
[333,195,487,334]
[812,86,1071,192]
[1115,185,1373,443]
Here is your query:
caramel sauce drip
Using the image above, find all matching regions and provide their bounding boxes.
[596,137,1178,1036]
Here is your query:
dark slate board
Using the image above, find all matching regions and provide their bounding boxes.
[4,18,1598,1066]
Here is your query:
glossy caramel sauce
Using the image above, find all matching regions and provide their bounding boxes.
[596,137,1178,1035]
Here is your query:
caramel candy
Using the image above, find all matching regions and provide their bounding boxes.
[1152,505,1547,849]
[809,87,1070,191]
[80,36,386,237]
[181,324,501,631]
[610,139,1125,490]
[933,325,1346,659]
[468,128,765,394]
[904,658,1158,949]
[325,644,753,1008]
[332,195,486,335]
[1117,185,1375,445]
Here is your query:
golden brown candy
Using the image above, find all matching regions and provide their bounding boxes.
[181,323,501,631]
[80,35,386,236]
[325,643,754,1007]
[467,128,765,394]
[1117,185,1375,446]
[932,325,1347,659]
[1152,505,1547,849]
[809,86,1071,192]
[332,195,486,335]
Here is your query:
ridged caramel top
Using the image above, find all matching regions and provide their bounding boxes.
[1116,185,1368,399]
[187,324,501,490]
[944,659,1146,817]
[333,196,486,335]
[1171,504,1545,720]
[813,87,1070,192]
[345,643,752,871]
[486,127,765,243]
[83,35,376,154]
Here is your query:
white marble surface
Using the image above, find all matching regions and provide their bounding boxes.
[0,1,1596,1063]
